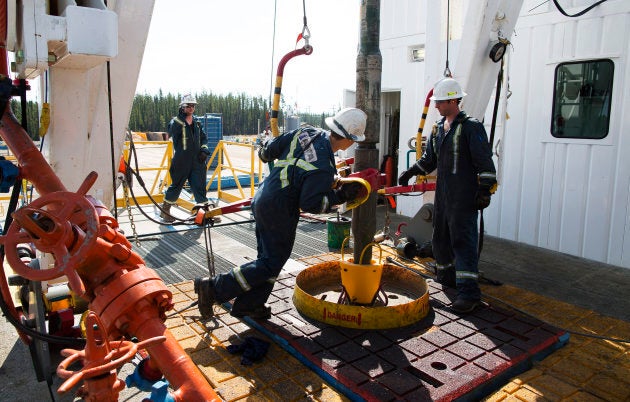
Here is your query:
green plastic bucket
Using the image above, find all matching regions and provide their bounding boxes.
[327,216,351,249]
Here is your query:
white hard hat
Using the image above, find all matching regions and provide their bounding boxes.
[180,93,197,106]
[325,107,367,142]
[430,78,467,101]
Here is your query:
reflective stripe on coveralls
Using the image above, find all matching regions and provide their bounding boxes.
[452,124,461,174]
[456,271,479,280]
[173,117,187,151]
[436,262,455,272]
[232,266,251,292]
[232,266,277,292]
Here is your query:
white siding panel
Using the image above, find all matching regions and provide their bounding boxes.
[495,28,532,241]
[601,13,626,55]
[575,18,602,56]
[520,26,553,245]
[608,14,630,267]
[558,145,589,256]
[583,145,616,262]
[499,9,630,268]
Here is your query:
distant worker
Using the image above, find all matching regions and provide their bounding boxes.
[160,94,210,223]
[398,78,497,314]
[195,107,368,319]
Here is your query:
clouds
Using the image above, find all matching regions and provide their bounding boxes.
[137,0,360,113]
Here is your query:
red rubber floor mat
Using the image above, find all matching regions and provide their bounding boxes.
[237,270,569,402]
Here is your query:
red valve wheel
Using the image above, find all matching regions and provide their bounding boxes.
[0,191,99,293]
[57,340,138,391]
[57,310,166,394]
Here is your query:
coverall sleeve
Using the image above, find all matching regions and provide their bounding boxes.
[167,119,182,151]
[198,120,209,152]
[298,170,338,214]
[416,126,438,174]
[466,121,497,189]
[261,133,294,161]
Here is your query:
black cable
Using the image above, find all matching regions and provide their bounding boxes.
[552,0,608,17]
[444,0,451,77]
[0,276,86,347]
[106,61,118,221]
[269,0,278,109]
[120,134,196,227]
[488,58,504,148]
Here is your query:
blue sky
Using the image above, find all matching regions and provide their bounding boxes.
[137,0,361,114]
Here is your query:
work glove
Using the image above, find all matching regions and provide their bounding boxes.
[475,188,492,210]
[226,336,270,366]
[197,149,210,164]
[336,181,364,203]
[398,164,424,186]
[257,145,271,163]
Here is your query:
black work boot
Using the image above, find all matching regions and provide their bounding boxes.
[451,297,481,314]
[194,277,216,319]
[230,305,272,320]
[436,266,456,288]
[160,202,175,223]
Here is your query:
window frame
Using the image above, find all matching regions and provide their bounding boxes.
[549,58,614,140]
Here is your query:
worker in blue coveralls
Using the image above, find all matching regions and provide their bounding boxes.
[398,78,497,314]
[160,94,210,223]
[194,107,368,319]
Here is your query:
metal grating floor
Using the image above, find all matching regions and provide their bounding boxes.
[135,231,233,285]
[134,218,332,285]
[213,218,331,259]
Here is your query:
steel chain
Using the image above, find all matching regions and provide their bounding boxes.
[122,180,140,247]
[383,207,391,239]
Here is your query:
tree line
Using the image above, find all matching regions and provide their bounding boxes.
[9,91,331,141]
[129,90,331,135]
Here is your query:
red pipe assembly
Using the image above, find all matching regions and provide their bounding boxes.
[0,73,220,401]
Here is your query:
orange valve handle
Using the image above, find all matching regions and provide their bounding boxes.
[57,312,166,394]
[0,191,99,295]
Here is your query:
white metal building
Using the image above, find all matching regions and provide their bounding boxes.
[380,0,630,268]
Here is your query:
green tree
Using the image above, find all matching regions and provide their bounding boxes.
[128,90,332,136]
[9,99,40,140]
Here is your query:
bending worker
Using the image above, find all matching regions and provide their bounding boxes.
[195,107,368,319]
[160,94,210,223]
[398,78,497,314]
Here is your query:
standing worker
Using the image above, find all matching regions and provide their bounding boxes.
[398,78,497,314]
[160,94,211,223]
[195,108,368,319]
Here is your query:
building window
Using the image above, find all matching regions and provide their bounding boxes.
[551,59,613,139]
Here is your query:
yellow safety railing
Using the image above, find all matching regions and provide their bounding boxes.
[204,140,264,205]
[115,140,172,208]
[0,139,263,217]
